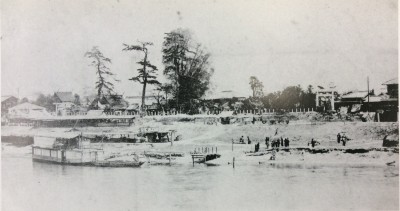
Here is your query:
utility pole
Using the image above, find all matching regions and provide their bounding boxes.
[367,76,370,113]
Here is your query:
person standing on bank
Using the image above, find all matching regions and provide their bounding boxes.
[311,139,316,148]
[255,142,260,152]
[337,133,341,143]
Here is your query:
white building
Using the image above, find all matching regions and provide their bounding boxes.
[8,102,50,119]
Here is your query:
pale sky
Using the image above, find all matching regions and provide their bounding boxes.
[1,0,398,99]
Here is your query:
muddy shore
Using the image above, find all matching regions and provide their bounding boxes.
[2,121,398,166]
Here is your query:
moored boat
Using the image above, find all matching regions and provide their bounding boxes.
[32,133,145,168]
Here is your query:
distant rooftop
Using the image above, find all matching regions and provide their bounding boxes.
[364,94,392,102]
[341,91,368,99]
[1,95,17,102]
[10,102,45,110]
[125,95,157,106]
[204,90,246,100]
[382,78,398,85]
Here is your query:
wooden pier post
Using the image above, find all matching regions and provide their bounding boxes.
[169,153,171,165]
[216,147,218,154]
[192,156,194,167]
[233,157,235,168]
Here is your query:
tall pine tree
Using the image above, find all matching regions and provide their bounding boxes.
[85,46,118,99]
[123,41,160,111]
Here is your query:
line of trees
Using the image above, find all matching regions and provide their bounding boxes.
[241,76,316,111]
[260,85,316,109]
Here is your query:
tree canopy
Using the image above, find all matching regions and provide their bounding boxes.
[249,76,264,98]
[34,94,55,111]
[261,85,316,109]
[162,28,214,112]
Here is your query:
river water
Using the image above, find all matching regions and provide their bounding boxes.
[2,145,399,211]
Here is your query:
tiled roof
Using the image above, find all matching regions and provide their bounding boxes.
[101,95,129,109]
[341,91,368,99]
[382,78,398,85]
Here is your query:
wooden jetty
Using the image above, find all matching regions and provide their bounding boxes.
[191,146,221,166]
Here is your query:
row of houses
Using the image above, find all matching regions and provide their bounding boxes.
[1,91,168,126]
[55,92,160,116]
[2,78,398,126]
[333,78,398,121]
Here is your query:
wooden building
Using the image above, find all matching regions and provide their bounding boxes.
[53,92,76,116]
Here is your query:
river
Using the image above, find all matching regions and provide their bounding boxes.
[2,144,399,211]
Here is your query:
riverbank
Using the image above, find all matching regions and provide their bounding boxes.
[2,121,398,166]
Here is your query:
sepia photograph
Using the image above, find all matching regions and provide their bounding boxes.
[1,0,399,210]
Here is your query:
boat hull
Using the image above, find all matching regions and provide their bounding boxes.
[93,161,145,167]
[33,156,145,167]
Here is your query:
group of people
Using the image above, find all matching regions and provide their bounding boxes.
[237,132,350,152]
[337,133,349,146]
[265,137,290,149]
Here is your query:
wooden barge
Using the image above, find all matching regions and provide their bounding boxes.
[32,133,144,167]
